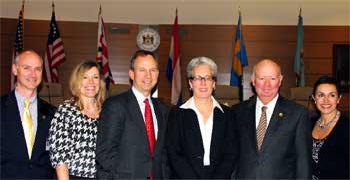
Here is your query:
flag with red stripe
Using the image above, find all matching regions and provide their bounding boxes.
[97,7,114,89]
[44,7,66,83]
[10,1,24,91]
[166,10,182,105]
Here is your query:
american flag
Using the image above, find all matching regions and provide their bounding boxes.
[10,1,24,91]
[166,9,182,105]
[43,6,66,83]
[96,6,114,89]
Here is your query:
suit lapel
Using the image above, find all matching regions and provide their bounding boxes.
[260,96,286,153]
[31,98,48,160]
[126,90,148,138]
[7,91,30,160]
[210,107,224,157]
[188,109,204,153]
[152,98,163,139]
[246,97,259,153]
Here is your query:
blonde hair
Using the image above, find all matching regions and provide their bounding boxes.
[69,60,106,111]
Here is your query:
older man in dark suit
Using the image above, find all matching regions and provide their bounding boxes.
[96,50,169,179]
[1,50,56,179]
[232,59,311,179]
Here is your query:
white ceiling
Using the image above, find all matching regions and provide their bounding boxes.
[1,0,349,25]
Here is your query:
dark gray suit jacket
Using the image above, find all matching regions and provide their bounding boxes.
[1,90,56,179]
[96,89,169,179]
[232,96,312,179]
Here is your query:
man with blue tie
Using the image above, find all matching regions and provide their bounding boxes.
[1,50,56,179]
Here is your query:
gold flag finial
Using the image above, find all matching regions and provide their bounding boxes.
[238,6,241,16]
[299,7,302,16]
[176,8,178,16]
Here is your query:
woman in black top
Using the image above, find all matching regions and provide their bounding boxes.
[166,57,237,179]
[311,76,349,179]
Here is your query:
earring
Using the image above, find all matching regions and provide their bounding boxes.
[189,87,192,91]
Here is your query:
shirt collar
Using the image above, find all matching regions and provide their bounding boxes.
[132,86,151,103]
[180,96,223,113]
[15,89,37,105]
[256,94,279,111]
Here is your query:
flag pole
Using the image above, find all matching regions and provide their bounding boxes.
[52,1,55,13]
[20,0,25,40]
[22,0,25,15]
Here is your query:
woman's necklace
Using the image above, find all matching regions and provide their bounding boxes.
[317,111,340,129]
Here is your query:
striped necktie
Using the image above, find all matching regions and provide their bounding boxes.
[256,106,267,151]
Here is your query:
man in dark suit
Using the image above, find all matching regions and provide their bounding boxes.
[96,50,169,179]
[1,50,56,179]
[232,59,311,179]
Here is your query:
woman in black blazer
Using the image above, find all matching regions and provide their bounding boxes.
[311,76,349,179]
[166,57,237,179]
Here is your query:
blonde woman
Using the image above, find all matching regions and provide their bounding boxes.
[48,60,106,179]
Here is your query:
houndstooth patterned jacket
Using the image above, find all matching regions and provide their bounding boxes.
[48,100,98,178]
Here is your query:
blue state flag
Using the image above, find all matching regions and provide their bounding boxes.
[293,13,305,87]
[230,13,248,100]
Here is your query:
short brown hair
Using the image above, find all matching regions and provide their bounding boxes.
[130,50,157,70]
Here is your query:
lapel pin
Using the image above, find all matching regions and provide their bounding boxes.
[278,112,283,117]
[42,115,46,119]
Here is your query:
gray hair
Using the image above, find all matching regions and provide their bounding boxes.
[14,50,43,65]
[187,56,217,79]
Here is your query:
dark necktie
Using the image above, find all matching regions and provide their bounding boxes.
[144,98,156,155]
[256,106,267,151]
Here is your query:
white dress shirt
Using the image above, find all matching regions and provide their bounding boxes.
[131,86,159,139]
[255,94,279,129]
[180,96,223,166]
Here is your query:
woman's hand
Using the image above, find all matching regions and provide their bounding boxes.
[56,164,69,180]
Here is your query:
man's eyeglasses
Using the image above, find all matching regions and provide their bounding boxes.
[190,75,215,82]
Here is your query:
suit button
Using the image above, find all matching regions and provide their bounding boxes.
[29,164,33,168]
[196,156,202,159]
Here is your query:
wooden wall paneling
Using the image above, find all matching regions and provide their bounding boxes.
[304,26,349,42]
[245,25,297,41]
[304,43,334,58]
[1,18,348,111]
[305,58,333,75]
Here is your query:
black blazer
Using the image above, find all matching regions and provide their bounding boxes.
[232,96,312,179]
[1,90,56,179]
[96,89,169,179]
[166,104,237,179]
[312,114,349,179]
